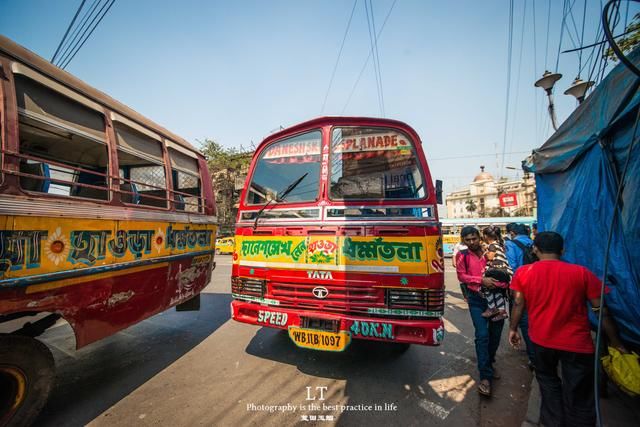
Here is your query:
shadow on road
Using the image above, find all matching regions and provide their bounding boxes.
[243,293,532,426]
[34,292,232,427]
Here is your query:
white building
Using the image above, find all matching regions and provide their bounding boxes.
[445,166,536,218]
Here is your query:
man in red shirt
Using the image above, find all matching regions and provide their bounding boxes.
[509,232,627,426]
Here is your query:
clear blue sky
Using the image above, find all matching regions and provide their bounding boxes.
[1,0,634,197]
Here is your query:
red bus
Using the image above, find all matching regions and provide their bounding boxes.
[231,117,444,352]
[0,36,217,425]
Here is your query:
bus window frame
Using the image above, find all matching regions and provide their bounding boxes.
[11,69,113,203]
[244,127,323,207]
[327,125,429,203]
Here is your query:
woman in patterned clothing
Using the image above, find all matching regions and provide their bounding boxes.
[481,226,513,321]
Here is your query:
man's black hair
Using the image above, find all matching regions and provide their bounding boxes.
[461,225,480,238]
[506,223,518,233]
[515,223,529,235]
[533,231,564,255]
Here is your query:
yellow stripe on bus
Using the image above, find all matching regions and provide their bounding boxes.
[26,263,168,294]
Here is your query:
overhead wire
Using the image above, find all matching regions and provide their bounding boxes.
[556,0,570,71]
[509,0,528,155]
[532,0,540,144]
[51,0,87,63]
[567,0,583,47]
[59,0,117,70]
[579,0,588,75]
[54,0,102,67]
[545,0,552,70]
[320,0,358,115]
[364,0,384,116]
[341,0,397,114]
[500,0,515,178]
[369,0,385,117]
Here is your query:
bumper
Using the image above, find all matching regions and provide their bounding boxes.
[231,299,445,346]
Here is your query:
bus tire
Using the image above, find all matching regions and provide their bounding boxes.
[0,334,55,427]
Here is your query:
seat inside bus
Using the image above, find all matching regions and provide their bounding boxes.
[19,162,51,192]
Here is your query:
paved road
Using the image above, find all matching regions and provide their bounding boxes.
[34,257,533,427]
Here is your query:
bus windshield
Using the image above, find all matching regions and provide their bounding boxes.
[330,127,426,200]
[246,130,321,205]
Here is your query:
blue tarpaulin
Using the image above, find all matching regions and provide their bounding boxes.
[524,49,640,346]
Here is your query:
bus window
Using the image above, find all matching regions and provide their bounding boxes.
[114,123,167,208]
[330,127,426,200]
[169,147,202,213]
[14,74,109,200]
[246,130,321,205]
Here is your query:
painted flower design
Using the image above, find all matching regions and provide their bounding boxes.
[44,227,70,266]
[154,228,165,254]
[400,277,409,286]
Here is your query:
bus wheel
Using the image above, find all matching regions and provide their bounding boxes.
[0,335,55,427]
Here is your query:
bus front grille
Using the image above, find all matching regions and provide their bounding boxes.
[269,282,380,312]
[386,288,445,312]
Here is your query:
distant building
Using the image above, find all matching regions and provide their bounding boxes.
[445,166,536,218]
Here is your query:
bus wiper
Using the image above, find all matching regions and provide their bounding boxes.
[253,172,308,229]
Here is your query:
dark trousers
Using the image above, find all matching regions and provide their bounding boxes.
[467,292,504,381]
[534,344,595,427]
[519,309,536,363]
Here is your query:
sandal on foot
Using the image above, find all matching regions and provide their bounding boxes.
[478,380,492,396]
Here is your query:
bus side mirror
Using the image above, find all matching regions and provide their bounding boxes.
[435,180,443,205]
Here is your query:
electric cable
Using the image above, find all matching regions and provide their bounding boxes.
[508,0,528,155]
[544,0,552,70]
[567,0,582,48]
[54,0,102,67]
[59,0,116,70]
[51,0,87,63]
[320,0,358,115]
[341,0,397,114]
[556,0,570,71]
[603,0,640,78]
[594,4,640,426]
[579,0,588,74]
[369,0,385,117]
[532,0,540,144]
[364,0,383,116]
[500,0,514,177]
[593,80,640,427]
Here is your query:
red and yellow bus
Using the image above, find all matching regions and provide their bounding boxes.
[0,36,217,425]
[231,117,444,352]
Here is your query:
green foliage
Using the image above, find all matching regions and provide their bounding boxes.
[199,138,250,172]
[606,13,640,61]
[465,199,477,213]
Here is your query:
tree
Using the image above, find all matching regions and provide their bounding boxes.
[199,139,252,235]
[465,199,477,216]
[199,138,250,172]
[606,13,640,61]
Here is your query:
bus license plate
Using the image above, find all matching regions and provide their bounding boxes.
[288,327,351,352]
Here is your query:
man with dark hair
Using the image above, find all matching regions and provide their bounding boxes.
[456,226,504,396]
[505,222,536,367]
[509,232,628,426]
[505,222,518,241]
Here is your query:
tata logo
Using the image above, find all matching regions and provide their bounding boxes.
[307,270,333,280]
[312,286,329,299]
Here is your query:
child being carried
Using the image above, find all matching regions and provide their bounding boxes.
[481,226,513,321]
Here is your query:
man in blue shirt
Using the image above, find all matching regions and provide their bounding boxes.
[505,223,536,368]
